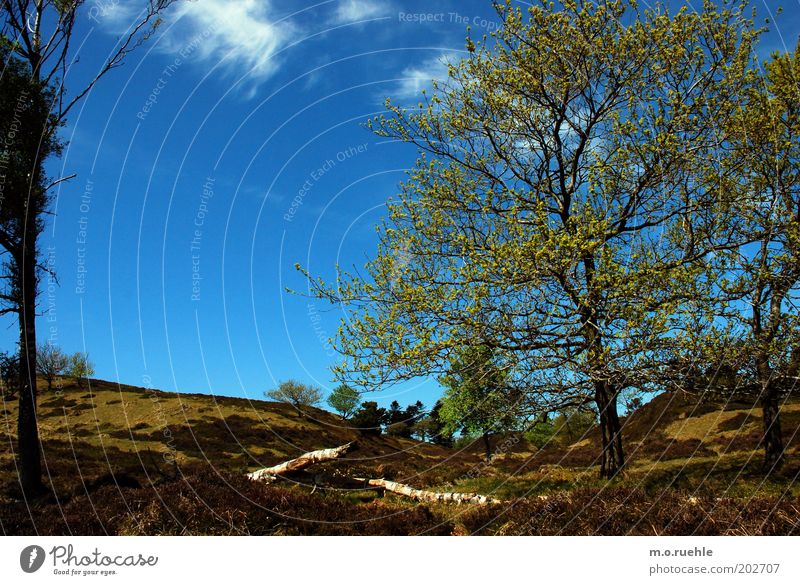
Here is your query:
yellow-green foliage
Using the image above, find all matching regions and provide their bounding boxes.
[304,0,762,474]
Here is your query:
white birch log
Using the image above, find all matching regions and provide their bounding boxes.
[246,442,501,505]
[356,477,503,505]
[247,441,355,482]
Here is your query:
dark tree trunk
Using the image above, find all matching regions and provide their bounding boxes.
[482,432,492,462]
[760,380,784,473]
[17,224,41,495]
[594,380,624,479]
[579,254,625,479]
[754,347,784,473]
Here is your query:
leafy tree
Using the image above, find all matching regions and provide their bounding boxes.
[682,44,800,472]
[0,0,178,495]
[305,0,758,478]
[439,345,521,461]
[525,407,597,449]
[731,44,800,472]
[326,384,360,419]
[266,380,323,415]
[0,351,19,399]
[67,352,94,389]
[349,401,388,435]
[36,343,68,392]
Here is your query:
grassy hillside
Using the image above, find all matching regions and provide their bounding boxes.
[1,379,799,535]
[0,378,454,490]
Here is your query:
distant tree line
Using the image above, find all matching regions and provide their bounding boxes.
[265,380,453,445]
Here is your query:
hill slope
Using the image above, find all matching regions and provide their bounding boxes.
[1,379,799,535]
[1,378,455,490]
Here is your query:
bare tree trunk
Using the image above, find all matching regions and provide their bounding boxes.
[580,255,625,480]
[595,380,624,479]
[18,217,41,495]
[482,432,492,462]
[760,379,784,473]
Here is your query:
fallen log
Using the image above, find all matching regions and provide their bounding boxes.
[246,442,501,505]
[355,478,503,505]
[247,441,356,482]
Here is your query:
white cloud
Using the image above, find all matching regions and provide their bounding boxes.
[164,0,295,81]
[332,0,391,24]
[387,52,460,101]
[96,0,295,84]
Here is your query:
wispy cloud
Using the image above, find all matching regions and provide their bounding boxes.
[99,0,296,84]
[166,0,296,80]
[385,52,460,101]
[332,0,392,24]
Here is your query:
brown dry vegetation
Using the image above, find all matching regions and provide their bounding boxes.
[2,379,799,535]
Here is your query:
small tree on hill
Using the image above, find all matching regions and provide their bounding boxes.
[68,352,95,390]
[266,380,323,416]
[327,384,360,419]
[386,400,404,428]
[37,344,69,392]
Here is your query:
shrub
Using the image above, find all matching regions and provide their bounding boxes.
[265,380,323,413]
[67,352,95,389]
[37,343,69,392]
[525,419,557,449]
[326,384,360,419]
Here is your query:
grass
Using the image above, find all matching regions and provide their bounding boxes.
[1,377,799,535]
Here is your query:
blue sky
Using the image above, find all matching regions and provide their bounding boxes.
[6,0,799,411]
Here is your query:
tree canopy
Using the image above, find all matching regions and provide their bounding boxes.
[305,0,760,477]
[673,40,800,471]
[266,380,324,412]
[327,384,361,419]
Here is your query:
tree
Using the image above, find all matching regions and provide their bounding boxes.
[36,343,68,392]
[386,400,404,428]
[67,352,94,389]
[327,384,360,419]
[385,399,426,438]
[0,351,19,399]
[266,380,323,415]
[1,0,179,495]
[0,42,60,495]
[732,44,800,472]
[684,44,800,472]
[413,399,453,446]
[349,401,388,435]
[304,0,758,478]
[402,400,426,437]
[439,345,521,461]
